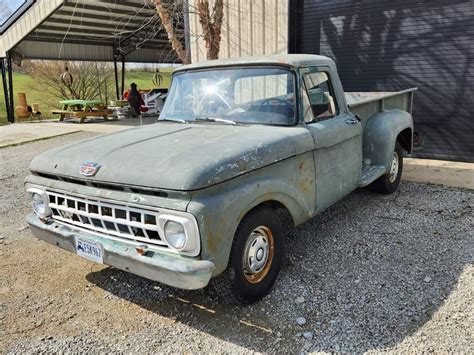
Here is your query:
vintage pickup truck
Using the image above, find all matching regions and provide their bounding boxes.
[25,54,416,304]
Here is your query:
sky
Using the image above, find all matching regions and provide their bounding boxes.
[0,0,28,25]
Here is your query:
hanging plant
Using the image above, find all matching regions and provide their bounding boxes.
[60,65,74,87]
[152,68,163,87]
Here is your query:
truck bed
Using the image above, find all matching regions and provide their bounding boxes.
[345,88,417,127]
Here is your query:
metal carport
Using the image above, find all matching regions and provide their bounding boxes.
[0,0,185,123]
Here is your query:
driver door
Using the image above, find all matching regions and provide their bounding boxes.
[302,68,362,213]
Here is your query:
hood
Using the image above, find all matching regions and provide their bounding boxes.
[30,123,313,191]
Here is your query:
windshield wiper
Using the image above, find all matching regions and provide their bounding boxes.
[158,118,187,124]
[195,116,236,126]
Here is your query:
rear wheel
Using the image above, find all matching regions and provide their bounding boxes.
[369,142,404,194]
[213,207,285,304]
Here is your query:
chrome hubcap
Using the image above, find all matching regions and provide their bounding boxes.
[389,151,399,183]
[243,226,271,275]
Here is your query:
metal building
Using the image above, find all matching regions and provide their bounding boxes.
[0,0,182,124]
[189,0,289,62]
[192,0,473,162]
[289,0,474,162]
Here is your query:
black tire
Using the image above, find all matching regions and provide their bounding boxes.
[369,142,404,194]
[212,207,285,304]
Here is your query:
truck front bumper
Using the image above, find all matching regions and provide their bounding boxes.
[26,213,215,290]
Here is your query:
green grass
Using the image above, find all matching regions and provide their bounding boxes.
[0,69,173,125]
[0,72,50,125]
[126,70,172,90]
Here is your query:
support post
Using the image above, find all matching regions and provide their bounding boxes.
[1,59,12,123]
[7,54,14,123]
[121,55,125,98]
[113,56,119,100]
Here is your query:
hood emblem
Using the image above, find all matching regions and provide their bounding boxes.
[80,162,101,177]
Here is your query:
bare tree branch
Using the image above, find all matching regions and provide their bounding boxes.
[154,0,224,62]
[154,0,190,64]
[24,61,114,104]
[197,0,224,60]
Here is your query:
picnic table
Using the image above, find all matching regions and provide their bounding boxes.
[52,99,113,123]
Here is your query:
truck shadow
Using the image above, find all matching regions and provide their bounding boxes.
[86,182,472,352]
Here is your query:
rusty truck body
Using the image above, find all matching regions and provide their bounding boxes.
[25,54,416,303]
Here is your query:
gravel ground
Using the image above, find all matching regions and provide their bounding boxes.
[0,132,472,353]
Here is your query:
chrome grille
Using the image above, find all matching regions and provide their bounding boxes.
[47,190,167,247]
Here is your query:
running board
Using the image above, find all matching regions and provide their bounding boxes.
[358,165,386,187]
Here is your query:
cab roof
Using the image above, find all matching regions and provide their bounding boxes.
[175,54,336,72]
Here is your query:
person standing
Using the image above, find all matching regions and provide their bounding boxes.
[126,83,144,116]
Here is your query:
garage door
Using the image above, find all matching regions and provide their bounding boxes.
[290,0,474,162]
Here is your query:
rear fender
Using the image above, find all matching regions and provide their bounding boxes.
[363,109,413,171]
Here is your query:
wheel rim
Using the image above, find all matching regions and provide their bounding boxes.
[389,151,399,183]
[243,226,275,284]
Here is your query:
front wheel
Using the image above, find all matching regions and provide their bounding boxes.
[212,207,285,304]
[369,142,404,194]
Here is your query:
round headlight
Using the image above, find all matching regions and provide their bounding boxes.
[32,193,47,217]
[164,220,187,250]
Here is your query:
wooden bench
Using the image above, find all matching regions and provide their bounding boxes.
[52,110,113,123]
[52,99,113,123]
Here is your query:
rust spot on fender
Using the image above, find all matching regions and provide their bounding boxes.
[204,216,231,258]
[298,177,315,195]
[237,160,247,172]
[206,235,218,257]
[203,220,218,255]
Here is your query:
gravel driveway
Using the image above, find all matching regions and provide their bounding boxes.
[0,132,472,353]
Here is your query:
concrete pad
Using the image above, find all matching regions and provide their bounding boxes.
[403,158,473,190]
[0,122,81,148]
[0,117,156,148]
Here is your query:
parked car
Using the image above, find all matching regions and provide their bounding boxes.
[25,54,416,304]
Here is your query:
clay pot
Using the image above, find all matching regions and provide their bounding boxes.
[32,103,41,115]
[15,92,31,118]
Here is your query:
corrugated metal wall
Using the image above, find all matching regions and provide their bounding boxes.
[292,0,474,162]
[190,0,289,63]
[1,0,177,63]
[13,40,174,63]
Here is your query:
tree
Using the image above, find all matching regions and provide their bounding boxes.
[196,0,224,60]
[154,0,189,64]
[154,0,224,63]
[24,61,114,104]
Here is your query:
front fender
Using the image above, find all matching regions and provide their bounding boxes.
[363,109,413,170]
[187,152,315,275]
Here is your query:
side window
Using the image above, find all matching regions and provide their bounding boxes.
[303,71,338,122]
[302,85,314,123]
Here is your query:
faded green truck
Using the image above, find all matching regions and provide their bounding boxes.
[25,54,416,304]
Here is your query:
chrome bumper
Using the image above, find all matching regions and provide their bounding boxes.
[26,213,215,290]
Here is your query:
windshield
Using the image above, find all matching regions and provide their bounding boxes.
[160,67,296,126]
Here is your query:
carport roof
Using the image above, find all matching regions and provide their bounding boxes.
[0,0,182,63]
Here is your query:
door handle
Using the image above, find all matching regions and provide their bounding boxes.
[345,118,358,125]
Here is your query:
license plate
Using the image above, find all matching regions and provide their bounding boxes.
[75,237,104,264]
